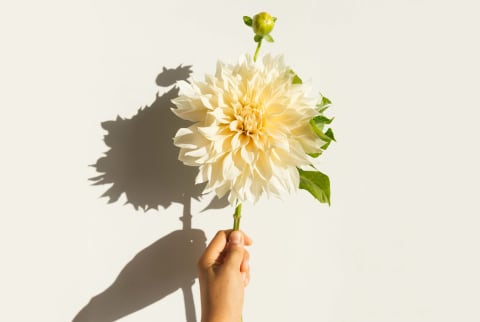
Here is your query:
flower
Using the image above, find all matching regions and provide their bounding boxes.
[172,54,326,205]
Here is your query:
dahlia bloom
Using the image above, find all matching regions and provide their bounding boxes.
[172,54,326,205]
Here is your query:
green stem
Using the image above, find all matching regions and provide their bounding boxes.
[233,203,243,322]
[253,39,262,62]
[233,203,242,231]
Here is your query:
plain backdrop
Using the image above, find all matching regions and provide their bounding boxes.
[1,0,479,321]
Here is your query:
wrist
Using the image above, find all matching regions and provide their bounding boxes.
[202,311,240,322]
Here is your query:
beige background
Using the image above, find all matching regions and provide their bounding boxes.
[1,0,479,321]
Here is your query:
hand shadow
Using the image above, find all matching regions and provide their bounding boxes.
[73,228,207,322]
[77,65,227,322]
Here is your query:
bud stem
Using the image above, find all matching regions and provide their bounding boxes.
[253,40,262,62]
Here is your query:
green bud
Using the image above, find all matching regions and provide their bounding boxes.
[252,12,276,36]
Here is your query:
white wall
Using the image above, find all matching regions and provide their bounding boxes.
[1,0,479,321]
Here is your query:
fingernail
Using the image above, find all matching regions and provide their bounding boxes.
[229,231,242,245]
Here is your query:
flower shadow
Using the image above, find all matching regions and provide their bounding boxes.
[90,65,203,210]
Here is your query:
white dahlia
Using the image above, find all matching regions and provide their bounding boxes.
[172,54,326,205]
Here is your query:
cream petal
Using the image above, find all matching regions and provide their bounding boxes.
[229,120,240,132]
[200,95,214,110]
[209,158,225,185]
[284,166,300,194]
[195,165,210,184]
[254,152,273,180]
[173,126,207,149]
[297,134,325,154]
[230,131,242,150]
[170,103,205,123]
[210,107,230,123]
[227,190,238,205]
[222,152,240,179]
[212,133,228,154]
[184,147,209,164]
[268,132,290,151]
[240,143,255,164]
[197,125,221,140]
[214,181,231,199]
[173,128,196,149]
[250,172,264,203]
[178,149,200,166]
[266,175,282,197]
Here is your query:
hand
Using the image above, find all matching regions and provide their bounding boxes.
[197,230,252,322]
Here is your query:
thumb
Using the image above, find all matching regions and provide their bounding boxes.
[222,231,245,271]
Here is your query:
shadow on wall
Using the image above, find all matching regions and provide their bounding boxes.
[73,228,207,322]
[89,65,203,211]
[74,65,227,322]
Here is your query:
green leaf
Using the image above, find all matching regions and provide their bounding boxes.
[312,115,334,125]
[317,95,332,113]
[310,116,334,150]
[289,69,303,84]
[263,34,274,42]
[321,140,331,150]
[325,128,336,141]
[254,34,263,42]
[243,16,253,27]
[308,152,322,158]
[298,169,331,205]
[321,96,332,106]
[292,74,302,84]
[310,118,325,136]
[311,123,335,149]
[318,105,329,113]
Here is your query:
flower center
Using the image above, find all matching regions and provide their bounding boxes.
[236,104,263,135]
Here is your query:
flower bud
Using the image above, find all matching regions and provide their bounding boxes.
[252,12,276,36]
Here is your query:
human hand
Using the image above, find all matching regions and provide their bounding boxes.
[197,230,252,322]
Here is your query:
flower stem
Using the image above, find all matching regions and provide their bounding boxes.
[233,203,243,322]
[253,40,262,62]
[233,203,242,231]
